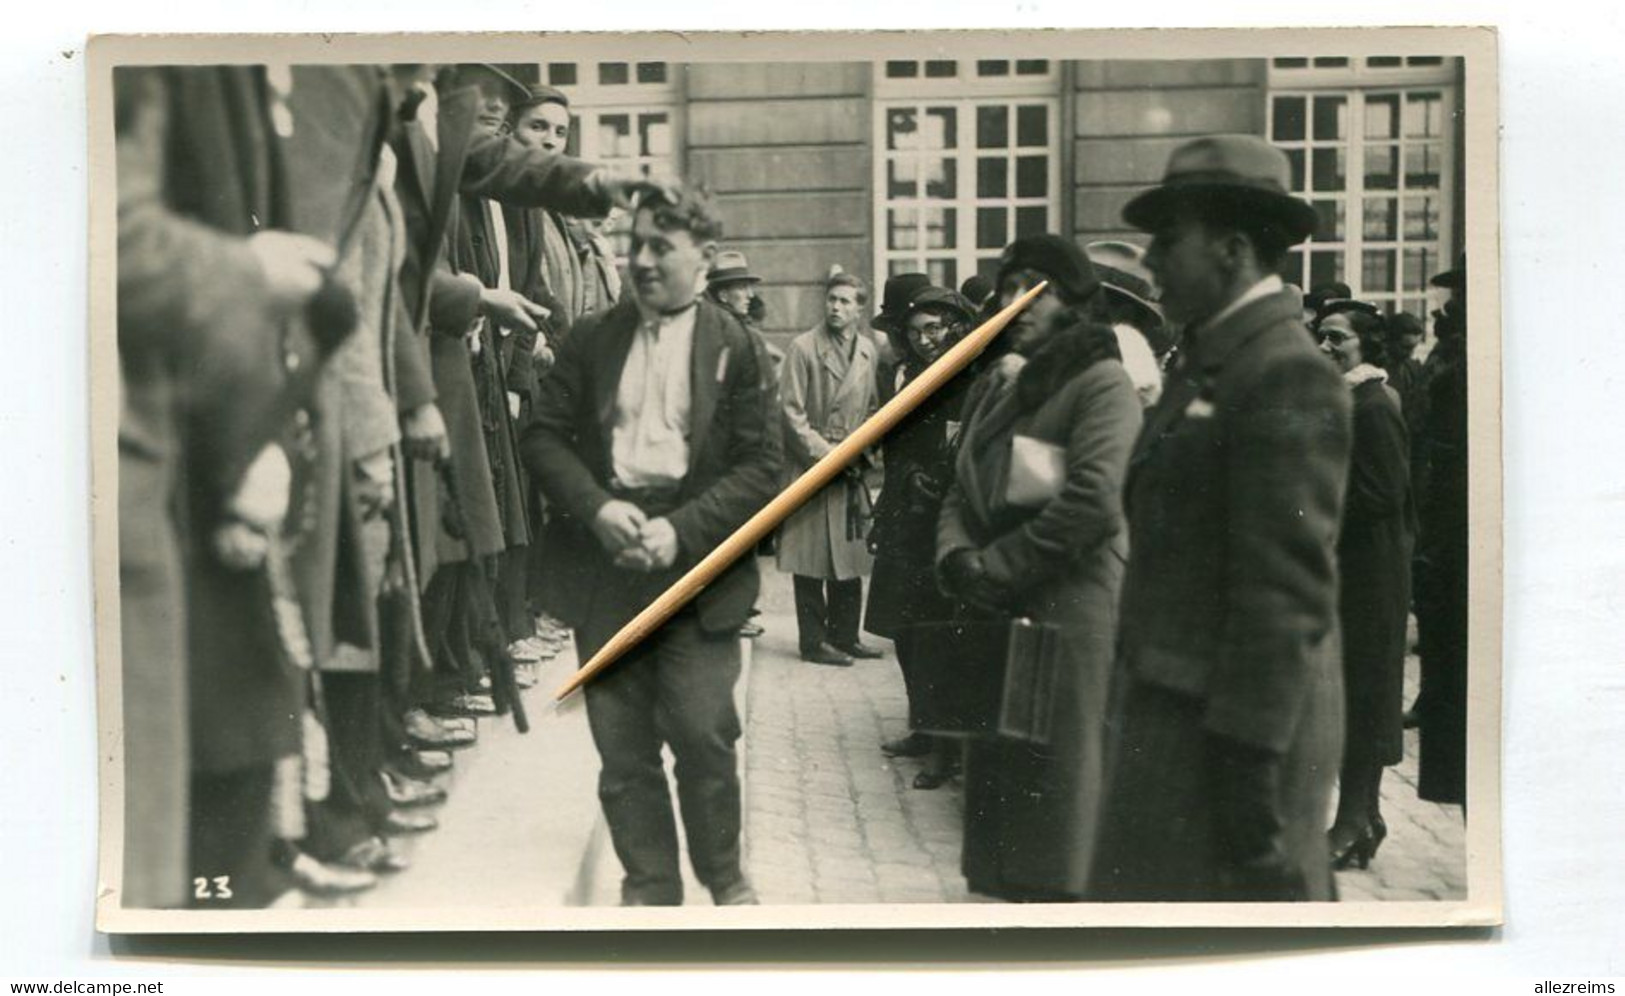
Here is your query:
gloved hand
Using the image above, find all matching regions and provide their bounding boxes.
[1205,733,1309,902]
[940,548,1003,609]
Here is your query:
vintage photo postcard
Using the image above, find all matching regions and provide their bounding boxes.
[88,25,1501,933]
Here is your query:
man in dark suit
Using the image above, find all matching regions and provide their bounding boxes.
[522,189,780,906]
[1090,135,1353,902]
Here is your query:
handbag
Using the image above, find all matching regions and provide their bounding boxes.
[909,613,1064,747]
[1005,434,1066,508]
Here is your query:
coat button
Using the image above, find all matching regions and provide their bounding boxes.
[285,351,301,373]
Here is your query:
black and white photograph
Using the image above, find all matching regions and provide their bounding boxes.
[88,27,1500,931]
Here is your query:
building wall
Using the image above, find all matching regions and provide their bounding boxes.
[684,62,873,343]
[1069,59,1268,247]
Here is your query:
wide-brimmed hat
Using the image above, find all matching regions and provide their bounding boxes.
[515,83,570,113]
[1086,241,1161,318]
[707,250,762,288]
[872,272,932,333]
[996,234,1100,305]
[1123,134,1317,245]
[449,63,531,104]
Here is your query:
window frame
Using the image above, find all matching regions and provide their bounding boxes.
[1267,65,1458,319]
[872,62,1063,294]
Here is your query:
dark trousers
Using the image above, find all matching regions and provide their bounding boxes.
[579,613,745,905]
[189,764,281,909]
[304,672,391,861]
[496,546,534,645]
[793,575,863,653]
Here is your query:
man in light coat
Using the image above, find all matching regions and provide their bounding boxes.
[776,270,882,667]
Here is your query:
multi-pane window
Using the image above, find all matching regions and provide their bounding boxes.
[535,62,681,261]
[1269,75,1456,318]
[873,62,1059,292]
[876,100,1058,290]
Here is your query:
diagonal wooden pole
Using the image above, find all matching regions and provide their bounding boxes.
[553,281,1048,701]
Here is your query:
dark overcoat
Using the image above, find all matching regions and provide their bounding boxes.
[1090,287,1352,902]
[934,353,1142,900]
[1416,340,1468,805]
[1337,374,1416,769]
[520,298,781,655]
[863,364,968,640]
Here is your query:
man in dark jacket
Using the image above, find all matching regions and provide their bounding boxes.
[522,189,780,906]
[1090,135,1353,902]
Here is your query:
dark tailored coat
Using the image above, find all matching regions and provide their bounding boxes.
[281,64,407,674]
[1338,374,1416,770]
[863,363,968,641]
[450,193,541,549]
[115,65,302,907]
[934,353,1142,900]
[1416,339,1468,805]
[1089,287,1352,902]
[520,297,781,654]
[392,80,612,578]
[137,66,336,777]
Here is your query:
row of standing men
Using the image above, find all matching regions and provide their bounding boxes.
[116,62,673,908]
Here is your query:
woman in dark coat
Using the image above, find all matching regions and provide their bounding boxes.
[1317,303,1417,868]
[864,285,976,789]
[935,235,1143,901]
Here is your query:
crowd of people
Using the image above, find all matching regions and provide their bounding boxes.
[115,61,1469,910]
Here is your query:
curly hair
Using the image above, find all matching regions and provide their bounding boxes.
[637,186,725,243]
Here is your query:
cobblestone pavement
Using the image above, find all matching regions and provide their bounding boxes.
[742,568,1466,904]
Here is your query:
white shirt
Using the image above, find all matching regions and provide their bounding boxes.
[1112,323,1164,408]
[1204,273,1284,331]
[611,306,696,489]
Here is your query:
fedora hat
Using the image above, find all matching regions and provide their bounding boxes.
[449,63,531,105]
[872,272,932,333]
[1430,253,1465,291]
[1123,134,1317,245]
[515,83,570,113]
[707,250,762,288]
[1086,241,1161,318]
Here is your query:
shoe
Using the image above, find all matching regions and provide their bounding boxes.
[286,850,378,896]
[1329,822,1382,871]
[430,693,497,718]
[833,641,884,660]
[338,836,411,874]
[881,732,932,758]
[383,810,440,836]
[1402,708,1422,730]
[392,749,453,779]
[801,643,853,667]
[404,709,477,750]
[913,771,951,790]
[507,637,557,663]
[711,880,760,906]
[381,770,448,808]
[514,661,539,689]
[738,621,765,639]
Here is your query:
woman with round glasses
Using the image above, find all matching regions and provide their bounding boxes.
[865,284,977,789]
[1317,301,1417,871]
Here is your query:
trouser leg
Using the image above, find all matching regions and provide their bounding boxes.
[792,575,829,653]
[189,764,280,909]
[656,619,746,895]
[826,577,863,648]
[304,672,390,860]
[583,635,683,905]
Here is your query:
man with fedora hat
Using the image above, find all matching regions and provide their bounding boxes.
[1090,134,1352,902]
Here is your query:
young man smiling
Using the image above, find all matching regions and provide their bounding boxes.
[522,189,780,906]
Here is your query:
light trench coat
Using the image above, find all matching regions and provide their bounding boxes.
[775,324,879,580]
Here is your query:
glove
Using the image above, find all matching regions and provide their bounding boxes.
[940,548,987,596]
[1206,734,1309,902]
